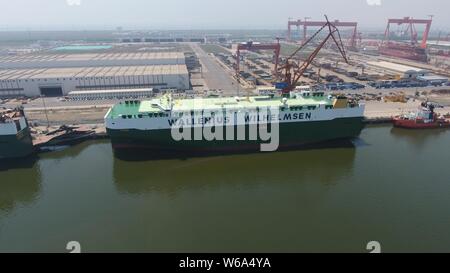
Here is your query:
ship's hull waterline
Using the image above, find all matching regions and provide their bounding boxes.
[107,117,365,154]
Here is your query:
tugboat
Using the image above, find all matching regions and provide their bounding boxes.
[393,101,450,129]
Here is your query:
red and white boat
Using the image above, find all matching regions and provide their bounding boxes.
[393,102,450,129]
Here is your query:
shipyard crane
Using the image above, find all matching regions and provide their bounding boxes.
[235,40,281,76]
[277,16,349,94]
[287,18,358,49]
[379,17,432,62]
[382,17,432,49]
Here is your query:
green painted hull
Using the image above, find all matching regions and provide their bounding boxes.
[107,117,365,153]
[0,128,34,159]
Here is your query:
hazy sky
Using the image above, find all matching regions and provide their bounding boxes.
[0,0,449,31]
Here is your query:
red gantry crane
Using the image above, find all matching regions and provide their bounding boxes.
[287,18,358,49]
[278,16,349,94]
[235,41,281,77]
[379,17,433,62]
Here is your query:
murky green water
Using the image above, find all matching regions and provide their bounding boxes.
[1,125,450,253]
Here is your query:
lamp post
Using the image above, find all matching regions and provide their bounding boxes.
[41,94,50,128]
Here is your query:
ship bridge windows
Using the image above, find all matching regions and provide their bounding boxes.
[307,106,317,110]
[312,92,325,97]
[146,112,167,118]
[325,105,334,110]
[290,106,304,111]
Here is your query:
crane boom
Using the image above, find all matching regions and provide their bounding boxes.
[278,16,349,94]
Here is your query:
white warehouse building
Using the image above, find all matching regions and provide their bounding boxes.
[367,61,429,79]
[0,65,190,97]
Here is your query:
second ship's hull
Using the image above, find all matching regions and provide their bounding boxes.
[393,118,450,129]
[379,44,428,63]
[107,117,365,154]
[0,127,34,159]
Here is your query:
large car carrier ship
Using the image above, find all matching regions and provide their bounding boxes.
[105,91,365,153]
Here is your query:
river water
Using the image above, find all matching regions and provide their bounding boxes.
[1,125,450,253]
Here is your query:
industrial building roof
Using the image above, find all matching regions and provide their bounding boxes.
[0,65,188,80]
[0,52,185,64]
[367,61,429,74]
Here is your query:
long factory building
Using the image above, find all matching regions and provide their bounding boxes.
[0,52,190,97]
[0,65,190,97]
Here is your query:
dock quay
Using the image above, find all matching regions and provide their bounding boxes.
[31,124,108,152]
[363,117,393,124]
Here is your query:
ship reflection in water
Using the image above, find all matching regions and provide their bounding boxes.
[390,126,449,149]
[112,140,358,195]
[0,156,41,214]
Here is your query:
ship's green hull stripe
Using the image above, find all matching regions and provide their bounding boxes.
[107,117,365,151]
[0,128,34,159]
